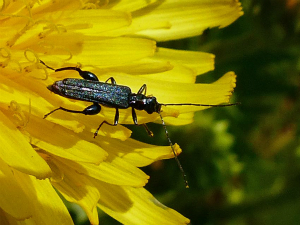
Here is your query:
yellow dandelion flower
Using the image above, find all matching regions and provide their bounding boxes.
[0,0,243,224]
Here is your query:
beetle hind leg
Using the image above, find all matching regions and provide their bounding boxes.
[44,103,101,119]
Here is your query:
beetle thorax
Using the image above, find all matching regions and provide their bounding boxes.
[129,94,161,114]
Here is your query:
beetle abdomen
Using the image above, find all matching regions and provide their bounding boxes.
[49,78,131,109]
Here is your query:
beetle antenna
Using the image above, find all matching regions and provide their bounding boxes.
[158,111,189,188]
[161,102,240,107]
[40,60,55,71]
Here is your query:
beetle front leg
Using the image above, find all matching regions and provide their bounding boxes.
[131,107,153,137]
[137,84,147,95]
[44,103,101,119]
[105,77,117,85]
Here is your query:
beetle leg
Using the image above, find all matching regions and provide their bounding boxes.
[82,103,101,115]
[40,60,99,81]
[55,67,99,81]
[114,108,119,125]
[140,124,154,137]
[137,84,147,95]
[94,108,119,138]
[44,103,101,119]
[131,107,153,137]
[94,121,115,138]
[132,107,138,124]
[105,77,117,84]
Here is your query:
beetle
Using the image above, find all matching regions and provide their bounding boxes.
[41,61,239,188]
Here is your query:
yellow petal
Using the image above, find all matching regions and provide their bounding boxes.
[160,71,237,125]
[33,0,81,13]
[135,0,244,41]
[0,209,9,224]
[110,0,158,12]
[14,170,74,225]
[141,64,197,83]
[0,74,87,134]
[27,115,108,164]
[95,183,190,225]
[0,110,51,179]
[161,112,195,126]
[154,47,215,76]
[0,74,53,116]
[58,9,132,35]
[51,160,100,225]
[75,37,156,67]
[57,155,149,187]
[153,71,237,106]
[20,8,131,44]
[101,138,181,167]
[35,36,156,68]
[0,159,32,220]
[96,46,214,83]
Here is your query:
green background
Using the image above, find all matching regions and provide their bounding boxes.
[70,0,300,224]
